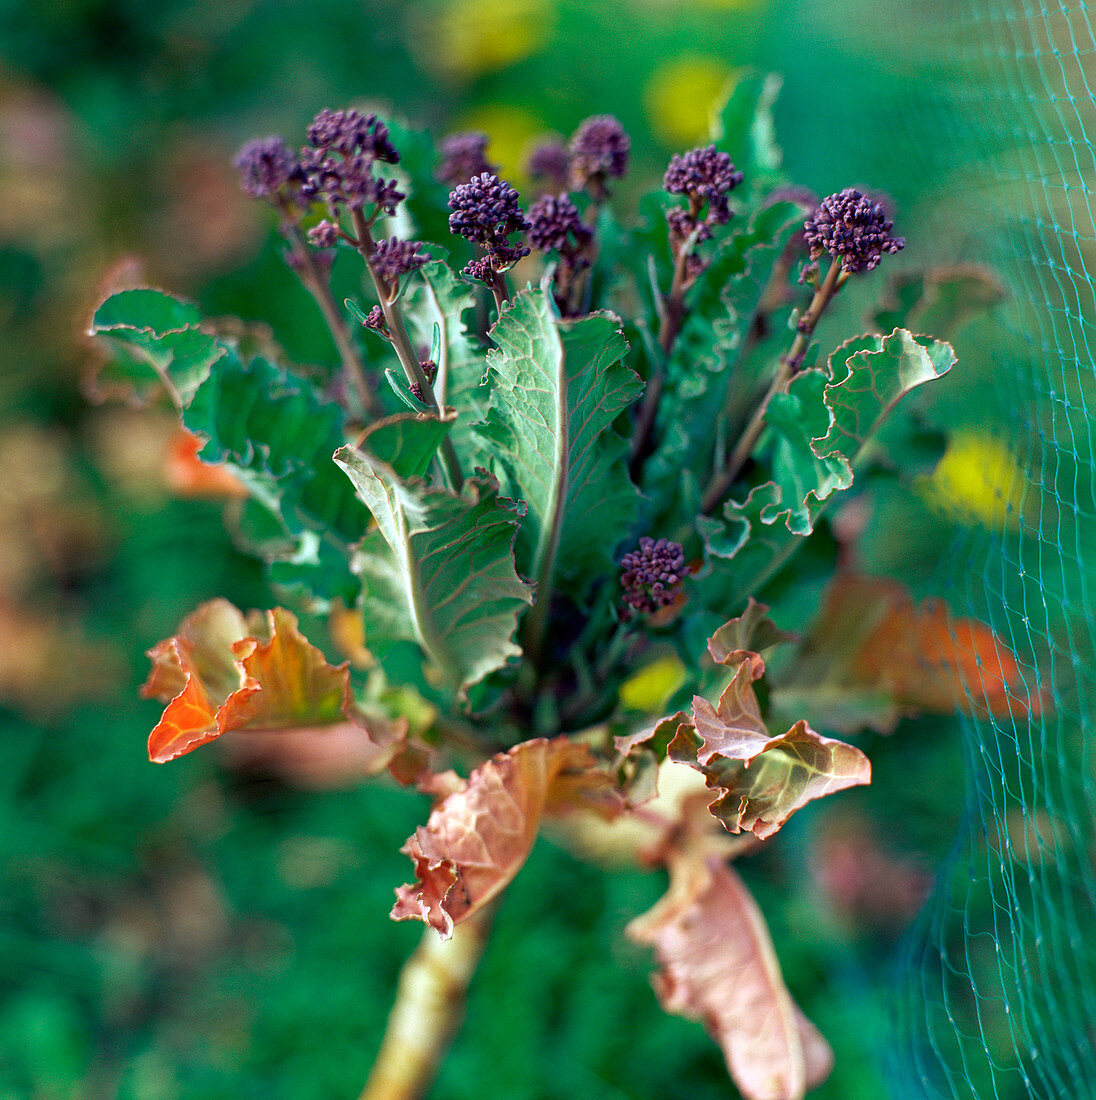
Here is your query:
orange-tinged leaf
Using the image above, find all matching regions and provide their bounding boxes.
[392,737,623,939]
[789,575,1044,731]
[707,598,796,671]
[141,599,405,768]
[628,854,833,1100]
[164,428,248,499]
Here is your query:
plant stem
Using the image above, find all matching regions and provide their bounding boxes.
[359,904,496,1100]
[351,210,464,492]
[281,218,380,416]
[699,260,846,514]
[629,228,699,480]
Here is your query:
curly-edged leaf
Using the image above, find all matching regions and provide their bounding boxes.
[391,737,622,938]
[777,574,1045,734]
[699,327,956,598]
[623,619,869,839]
[403,253,492,469]
[709,71,785,190]
[334,439,533,694]
[707,599,797,669]
[184,351,369,601]
[88,288,226,406]
[871,264,1005,339]
[478,288,642,591]
[141,600,405,767]
[628,853,832,1100]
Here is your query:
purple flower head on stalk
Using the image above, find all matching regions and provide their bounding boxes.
[299,108,403,215]
[569,115,630,193]
[664,145,743,225]
[436,132,497,186]
[234,136,299,199]
[620,537,686,615]
[804,188,905,273]
[448,173,529,245]
[372,237,430,290]
[306,109,399,163]
[307,220,341,249]
[526,139,570,192]
[448,173,530,282]
[527,194,591,256]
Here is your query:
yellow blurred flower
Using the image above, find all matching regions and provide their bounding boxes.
[619,653,687,713]
[453,103,544,185]
[920,431,1027,530]
[644,55,734,147]
[416,0,554,80]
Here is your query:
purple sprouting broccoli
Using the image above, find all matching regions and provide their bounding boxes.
[447,173,530,283]
[527,194,591,256]
[307,219,341,249]
[436,132,497,186]
[662,145,743,261]
[568,115,629,198]
[299,108,404,216]
[233,136,301,200]
[526,139,571,193]
[371,237,430,299]
[803,188,905,274]
[620,537,686,615]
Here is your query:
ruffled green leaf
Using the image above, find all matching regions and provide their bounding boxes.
[185,352,368,602]
[334,433,533,695]
[478,288,643,591]
[88,288,225,406]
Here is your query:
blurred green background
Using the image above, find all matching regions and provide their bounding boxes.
[0,0,1072,1096]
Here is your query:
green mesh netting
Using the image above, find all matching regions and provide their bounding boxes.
[856,1,1096,1096]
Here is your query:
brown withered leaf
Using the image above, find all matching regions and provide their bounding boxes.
[687,657,871,840]
[391,737,624,939]
[784,574,1044,733]
[628,853,833,1100]
[141,600,405,770]
[707,598,797,670]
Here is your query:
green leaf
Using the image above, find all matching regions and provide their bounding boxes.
[402,253,492,468]
[334,442,534,695]
[870,264,1005,339]
[88,288,225,406]
[737,328,956,537]
[709,71,784,190]
[185,352,368,599]
[477,289,642,594]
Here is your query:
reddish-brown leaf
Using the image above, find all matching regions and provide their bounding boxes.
[792,575,1044,731]
[391,737,623,938]
[628,853,833,1100]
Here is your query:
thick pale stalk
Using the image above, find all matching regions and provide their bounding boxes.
[359,906,495,1100]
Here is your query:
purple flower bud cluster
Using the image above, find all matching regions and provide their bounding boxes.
[436,132,497,186]
[362,305,387,334]
[620,537,686,615]
[234,136,300,199]
[803,188,905,274]
[372,237,430,296]
[663,145,743,258]
[526,139,570,192]
[447,173,530,281]
[527,194,591,257]
[569,115,630,195]
[409,359,437,403]
[307,219,341,249]
[299,108,404,215]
